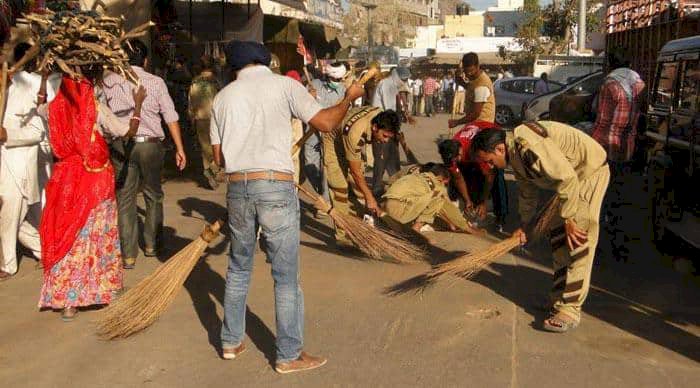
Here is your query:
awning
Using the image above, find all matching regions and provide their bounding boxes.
[270,0,306,11]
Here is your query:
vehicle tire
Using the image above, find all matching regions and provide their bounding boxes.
[495,105,514,126]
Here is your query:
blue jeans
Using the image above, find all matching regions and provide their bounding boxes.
[221,178,303,363]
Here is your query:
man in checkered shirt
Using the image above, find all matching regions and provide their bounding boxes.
[591,51,646,261]
[103,39,187,269]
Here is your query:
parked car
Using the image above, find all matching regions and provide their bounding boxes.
[493,77,563,126]
[522,71,604,122]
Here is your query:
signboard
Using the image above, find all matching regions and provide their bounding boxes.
[305,0,345,26]
[436,37,522,54]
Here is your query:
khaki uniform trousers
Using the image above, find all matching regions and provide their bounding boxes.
[451,90,466,119]
[322,133,365,241]
[386,195,471,231]
[194,119,219,174]
[549,165,610,322]
[385,195,443,225]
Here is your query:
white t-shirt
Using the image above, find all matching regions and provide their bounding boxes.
[411,79,423,95]
[473,86,491,103]
[210,66,322,173]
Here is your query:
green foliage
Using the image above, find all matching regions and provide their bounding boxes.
[523,0,539,13]
[502,0,602,69]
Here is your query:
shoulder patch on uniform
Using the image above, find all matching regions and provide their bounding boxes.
[343,107,380,135]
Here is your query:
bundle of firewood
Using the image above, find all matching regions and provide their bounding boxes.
[13,9,153,83]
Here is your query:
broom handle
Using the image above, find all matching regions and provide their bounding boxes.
[291,68,379,156]
[291,129,315,156]
[0,63,8,130]
[295,183,318,201]
[524,194,559,238]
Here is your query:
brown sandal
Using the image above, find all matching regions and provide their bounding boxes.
[542,312,579,333]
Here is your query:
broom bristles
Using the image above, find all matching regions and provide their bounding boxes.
[301,185,427,263]
[427,236,520,281]
[96,222,221,340]
[426,195,560,282]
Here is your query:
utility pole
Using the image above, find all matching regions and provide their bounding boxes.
[362,3,378,62]
[577,0,586,52]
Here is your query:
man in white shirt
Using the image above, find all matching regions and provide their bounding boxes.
[410,76,423,116]
[211,40,364,373]
[0,43,60,280]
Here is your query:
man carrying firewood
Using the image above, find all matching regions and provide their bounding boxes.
[470,121,610,333]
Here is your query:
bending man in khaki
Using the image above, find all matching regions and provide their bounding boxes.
[322,108,401,248]
[383,163,473,234]
[471,121,610,332]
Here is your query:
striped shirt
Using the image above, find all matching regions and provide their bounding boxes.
[103,66,179,139]
[423,77,438,96]
[591,70,645,162]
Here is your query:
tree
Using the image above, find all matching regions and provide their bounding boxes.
[500,0,603,69]
[523,0,539,13]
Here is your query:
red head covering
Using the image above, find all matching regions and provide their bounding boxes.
[451,120,500,175]
[40,76,116,273]
[285,70,302,83]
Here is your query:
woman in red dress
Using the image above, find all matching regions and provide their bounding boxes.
[38,66,145,321]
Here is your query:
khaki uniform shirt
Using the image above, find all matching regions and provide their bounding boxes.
[509,121,607,224]
[341,106,381,162]
[383,172,447,223]
[189,71,220,120]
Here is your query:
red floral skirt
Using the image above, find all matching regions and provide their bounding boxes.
[39,200,123,309]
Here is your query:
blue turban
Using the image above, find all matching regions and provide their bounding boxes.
[224,40,272,71]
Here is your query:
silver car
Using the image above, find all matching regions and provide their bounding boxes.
[523,71,605,121]
[493,77,563,126]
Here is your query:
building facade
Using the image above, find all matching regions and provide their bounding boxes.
[343,0,440,47]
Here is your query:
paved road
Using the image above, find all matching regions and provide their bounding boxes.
[1,114,698,387]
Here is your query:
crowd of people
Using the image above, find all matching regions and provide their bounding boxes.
[403,66,517,120]
[0,34,644,373]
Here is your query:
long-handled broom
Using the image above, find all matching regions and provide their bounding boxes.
[291,67,427,263]
[96,222,222,339]
[96,72,425,339]
[296,184,426,263]
[424,195,560,282]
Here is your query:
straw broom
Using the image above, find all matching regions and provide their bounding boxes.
[96,222,221,339]
[293,67,426,263]
[425,195,560,282]
[296,184,427,263]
